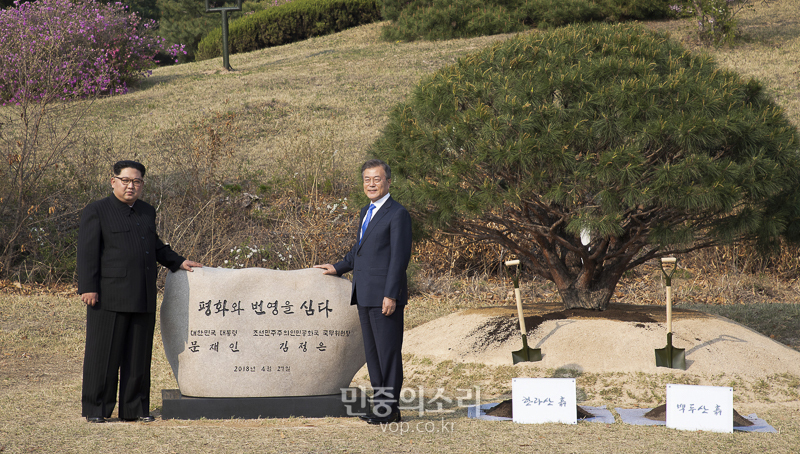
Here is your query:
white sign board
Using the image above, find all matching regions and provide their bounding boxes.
[666,384,733,433]
[512,378,577,424]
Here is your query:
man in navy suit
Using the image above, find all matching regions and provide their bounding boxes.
[315,159,412,424]
[77,160,202,423]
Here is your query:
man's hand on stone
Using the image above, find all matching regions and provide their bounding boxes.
[313,264,337,275]
[180,260,203,272]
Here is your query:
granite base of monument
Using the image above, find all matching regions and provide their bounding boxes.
[161,388,369,420]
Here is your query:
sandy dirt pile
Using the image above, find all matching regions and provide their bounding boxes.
[402,303,800,378]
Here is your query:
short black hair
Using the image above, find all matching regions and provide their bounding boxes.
[113,160,146,177]
[361,159,391,179]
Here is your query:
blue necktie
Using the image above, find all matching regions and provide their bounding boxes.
[360,204,375,245]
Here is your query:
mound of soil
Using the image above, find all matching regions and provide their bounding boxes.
[465,303,660,350]
[519,304,661,330]
[484,399,594,419]
[643,404,754,427]
[403,300,800,376]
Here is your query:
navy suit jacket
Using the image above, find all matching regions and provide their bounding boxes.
[334,196,412,307]
[77,195,186,313]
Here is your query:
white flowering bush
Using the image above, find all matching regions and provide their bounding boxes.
[223,245,274,268]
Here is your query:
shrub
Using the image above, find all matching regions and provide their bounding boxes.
[669,0,762,45]
[378,0,410,21]
[196,0,380,61]
[0,96,110,281]
[0,0,184,104]
[605,0,673,19]
[371,22,800,309]
[381,0,526,42]
[379,0,671,41]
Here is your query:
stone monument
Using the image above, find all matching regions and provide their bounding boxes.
[160,267,367,418]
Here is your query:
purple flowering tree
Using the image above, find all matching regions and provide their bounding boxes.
[0,0,185,104]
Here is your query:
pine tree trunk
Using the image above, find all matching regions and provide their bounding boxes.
[557,281,616,310]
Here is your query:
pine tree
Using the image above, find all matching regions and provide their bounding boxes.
[373,22,800,310]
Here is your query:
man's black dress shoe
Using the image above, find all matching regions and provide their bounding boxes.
[122,415,156,422]
[367,411,401,425]
[86,416,105,423]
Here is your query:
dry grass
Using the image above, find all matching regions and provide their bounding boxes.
[2,290,800,454]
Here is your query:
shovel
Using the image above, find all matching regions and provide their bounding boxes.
[655,257,686,370]
[505,259,542,364]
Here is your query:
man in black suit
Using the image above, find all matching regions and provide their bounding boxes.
[77,160,202,423]
[315,159,412,424]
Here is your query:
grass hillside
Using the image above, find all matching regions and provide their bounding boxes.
[87,5,800,175]
[90,24,511,174]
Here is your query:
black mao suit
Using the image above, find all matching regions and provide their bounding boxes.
[333,195,412,415]
[77,195,185,419]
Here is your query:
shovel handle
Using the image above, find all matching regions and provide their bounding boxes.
[660,257,678,286]
[660,257,678,333]
[505,259,527,335]
[666,285,672,334]
[514,288,527,336]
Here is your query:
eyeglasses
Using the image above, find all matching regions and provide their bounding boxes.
[114,176,144,187]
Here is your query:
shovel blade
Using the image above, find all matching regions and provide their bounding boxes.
[512,348,542,364]
[655,333,686,370]
[512,334,542,364]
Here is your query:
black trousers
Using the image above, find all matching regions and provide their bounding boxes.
[81,308,155,419]
[357,304,404,416]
